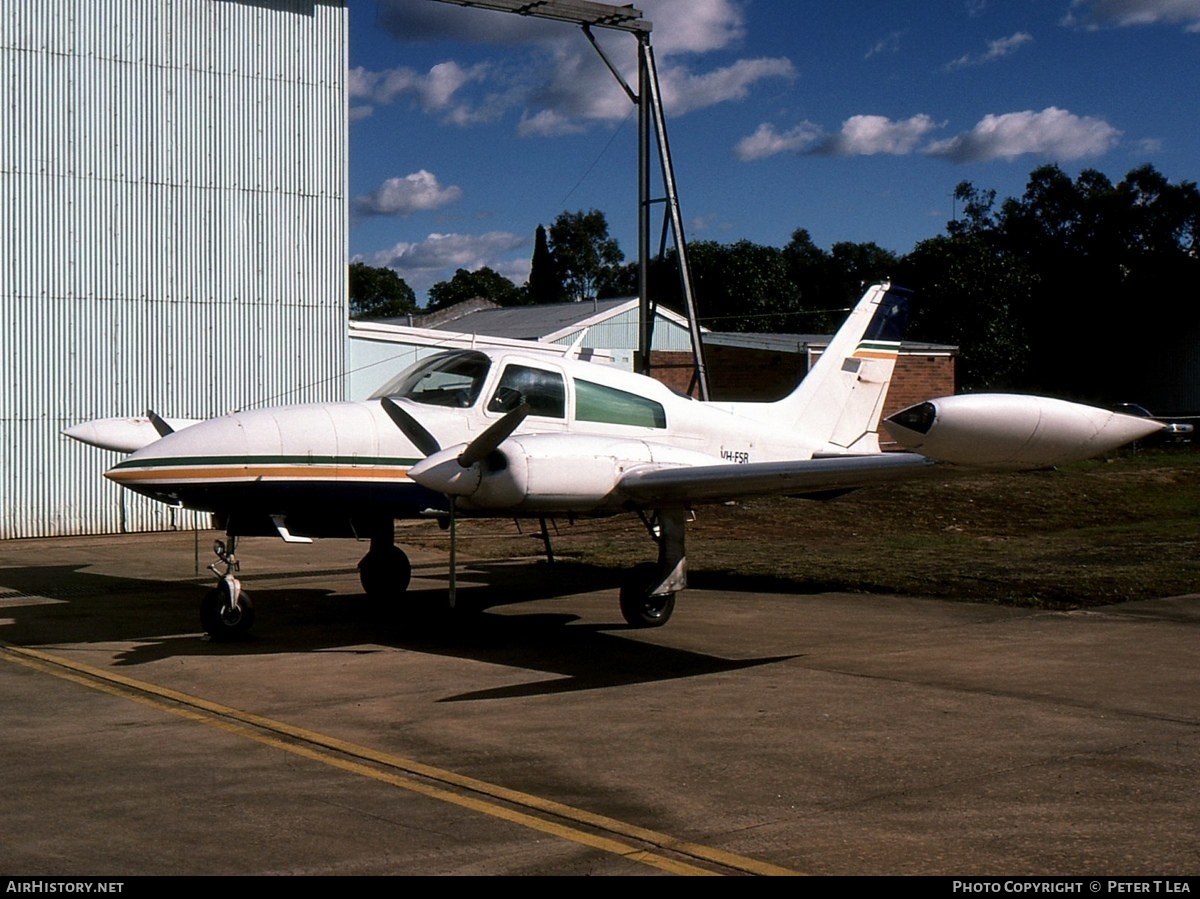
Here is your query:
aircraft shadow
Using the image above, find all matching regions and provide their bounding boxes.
[0,561,797,701]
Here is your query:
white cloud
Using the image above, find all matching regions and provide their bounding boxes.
[944,32,1033,70]
[734,122,824,161]
[817,114,940,156]
[659,57,797,115]
[865,31,905,59]
[738,108,1123,164]
[367,231,529,285]
[517,108,588,138]
[1066,0,1200,31]
[738,114,938,160]
[348,61,497,125]
[641,0,747,56]
[375,0,747,56]
[368,0,793,135]
[512,40,793,130]
[353,171,464,217]
[925,107,1121,162]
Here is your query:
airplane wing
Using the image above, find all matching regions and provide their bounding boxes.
[615,451,939,506]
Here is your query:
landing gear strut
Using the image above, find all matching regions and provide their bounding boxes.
[620,508,688,628]
[202,538,255,640]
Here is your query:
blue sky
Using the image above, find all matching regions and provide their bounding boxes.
[348,0,1200,305]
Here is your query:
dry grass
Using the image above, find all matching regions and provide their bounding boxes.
[401,447,1200,608]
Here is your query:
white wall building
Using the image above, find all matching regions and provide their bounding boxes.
[347,297,699,400]
[1,0,348,538]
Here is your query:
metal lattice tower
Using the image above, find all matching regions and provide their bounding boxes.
[432,0,710,398]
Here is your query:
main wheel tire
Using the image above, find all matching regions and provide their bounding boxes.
[358,545,413,599]
[200,587,255,640]
[619,566,676,628]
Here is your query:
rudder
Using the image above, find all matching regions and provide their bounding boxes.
[766,283,911,454]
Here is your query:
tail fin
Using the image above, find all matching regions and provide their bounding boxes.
[756,282,911,454]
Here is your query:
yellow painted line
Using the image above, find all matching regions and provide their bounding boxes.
[107,465,412,483]
[1,643,803,876]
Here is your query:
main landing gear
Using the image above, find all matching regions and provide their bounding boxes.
[201,538,255,640]
[619,508,688,628]
[357,532,412,601]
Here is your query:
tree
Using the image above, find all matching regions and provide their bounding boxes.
[348,262,417,320]
[782,228,834,329]
[547,209,625,302]
[898,229,1034,392]
[687,240,800,333]
[426,267,524,311]
[527,225,564,305]
[893,164,1200,399]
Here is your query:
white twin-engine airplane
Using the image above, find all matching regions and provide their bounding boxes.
[66,284,1161,638]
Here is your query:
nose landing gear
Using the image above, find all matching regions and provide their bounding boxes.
[201,538,255,640]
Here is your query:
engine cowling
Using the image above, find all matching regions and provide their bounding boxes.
[883,394,1163,467]
[407,434,722,513]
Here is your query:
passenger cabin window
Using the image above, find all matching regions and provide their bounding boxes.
[488,364,566,419]
[574,379,666,428]
[370,350,491,408]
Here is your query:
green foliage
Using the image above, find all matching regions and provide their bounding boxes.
[899,231,1033,391]
[407,164,1199,401]
[527,224,564,305]
[687,240,799,332]
[547,209,625,302]
[348,262,417,320]
[427,267,525,311]
[892,163,1200,397]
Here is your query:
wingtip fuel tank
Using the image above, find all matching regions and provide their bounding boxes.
[882,394,1164,467]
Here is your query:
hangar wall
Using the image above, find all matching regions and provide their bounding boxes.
[1,0,348,538]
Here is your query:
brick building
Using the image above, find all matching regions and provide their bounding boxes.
[701,333,957,415]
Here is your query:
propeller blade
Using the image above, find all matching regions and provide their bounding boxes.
[380,397,442,456]
[146,409,174,437]
[458,401,529,467]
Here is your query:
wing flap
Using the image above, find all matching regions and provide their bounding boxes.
[616,452,938,506]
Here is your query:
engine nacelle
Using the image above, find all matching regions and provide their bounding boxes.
[408,434,723,513]
[883,394,1163,467]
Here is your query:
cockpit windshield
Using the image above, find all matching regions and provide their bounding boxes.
[369,350,492,408]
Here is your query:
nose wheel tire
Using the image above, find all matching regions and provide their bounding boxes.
[201,587,255,640]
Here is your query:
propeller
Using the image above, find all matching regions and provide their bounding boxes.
[457,400,529,467]
[146,409,174,437]
[380,397,441,456]
[406,400,529,496]
[381,396,530,609]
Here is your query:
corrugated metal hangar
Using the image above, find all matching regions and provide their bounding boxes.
[1,0,348,538]
[1,0,956,542]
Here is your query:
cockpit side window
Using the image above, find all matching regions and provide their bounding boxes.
[371,351,491,408]
[488,364,565,418]
[574,379,666,428]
